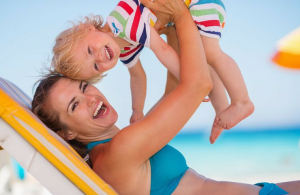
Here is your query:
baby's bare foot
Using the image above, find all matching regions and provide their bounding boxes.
[210,122,224,144]
[214,100,254,129]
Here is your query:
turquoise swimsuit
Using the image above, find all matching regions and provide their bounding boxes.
[87,139,189,195]
[255,183,288,195]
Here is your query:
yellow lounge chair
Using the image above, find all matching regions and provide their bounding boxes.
[0,77,117,195]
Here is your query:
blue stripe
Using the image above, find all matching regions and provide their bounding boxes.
[197,26,221,38]
[132,0,139,6]
[140,2,145,13]
[193,0,226,11]
[121,45,144,64]
[139,24,147,45]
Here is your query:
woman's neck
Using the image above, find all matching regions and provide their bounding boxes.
[79,125,120,144]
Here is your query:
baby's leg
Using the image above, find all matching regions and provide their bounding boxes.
[207,65,229,143]
[202,36,254,129]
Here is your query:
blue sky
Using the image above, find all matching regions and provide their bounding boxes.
[0,0,299,132]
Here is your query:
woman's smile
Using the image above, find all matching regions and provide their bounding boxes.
[93,100,110,119]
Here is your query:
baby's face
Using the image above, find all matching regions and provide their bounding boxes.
[72,26,120,80]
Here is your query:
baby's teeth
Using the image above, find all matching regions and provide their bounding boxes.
[105,48,111,59]
[93,101,103,117]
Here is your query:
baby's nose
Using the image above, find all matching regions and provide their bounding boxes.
[96,50,104,62]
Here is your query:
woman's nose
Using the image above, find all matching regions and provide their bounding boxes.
[86,94,95,107]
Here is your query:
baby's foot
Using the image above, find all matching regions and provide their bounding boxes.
[209,122,224,144]
[214,100,254,129]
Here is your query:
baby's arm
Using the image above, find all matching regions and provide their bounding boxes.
[128,59,147,124]
[150,26,180,80]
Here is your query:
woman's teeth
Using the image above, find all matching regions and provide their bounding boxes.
[93,101,108,118]
[105,46,111,60]
[93,101,103,117]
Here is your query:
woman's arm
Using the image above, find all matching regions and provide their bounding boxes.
[128,59,147,124]
[111,0,212,165]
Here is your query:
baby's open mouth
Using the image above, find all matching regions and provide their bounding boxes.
[105,46,113,60]
[93,101,107,118]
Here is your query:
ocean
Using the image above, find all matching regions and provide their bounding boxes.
[0,128,299,194]
[169,128,300,184]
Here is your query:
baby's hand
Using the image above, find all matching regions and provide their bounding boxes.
[130,110,144,124]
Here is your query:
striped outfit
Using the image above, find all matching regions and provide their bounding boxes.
[107,0,226,68]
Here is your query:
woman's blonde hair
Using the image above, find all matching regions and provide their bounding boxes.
[52,15,108,83]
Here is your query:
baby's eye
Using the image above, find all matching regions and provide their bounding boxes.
[88,47,92,55]
[94,63,99,71]
[72,102,78,111]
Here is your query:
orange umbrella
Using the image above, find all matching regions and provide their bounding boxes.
[272,27,300,69]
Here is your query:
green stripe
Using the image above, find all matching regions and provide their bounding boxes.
[109,11,129,38]
[109,11,126,26]
[190,8,218,17]
[190,9,224,24]
[218,11,224,24]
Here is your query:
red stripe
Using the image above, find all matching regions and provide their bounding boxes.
[195,20,220,27]
[118,1,133,15]
[120,45,142,57]
[130,6,141,41]
[123,47,132,50]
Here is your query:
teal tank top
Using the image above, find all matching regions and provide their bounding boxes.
[87,139,189,195]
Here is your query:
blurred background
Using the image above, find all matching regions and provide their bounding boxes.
[0,0,299,194]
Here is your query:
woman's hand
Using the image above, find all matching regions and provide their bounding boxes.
[140,0,188,31]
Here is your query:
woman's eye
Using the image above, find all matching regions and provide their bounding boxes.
[88,47,92,55]
[83,83,88,92]
[72,102,78,111]
[94,63,99,71]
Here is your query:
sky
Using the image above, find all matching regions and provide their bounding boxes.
[0,0,299,132]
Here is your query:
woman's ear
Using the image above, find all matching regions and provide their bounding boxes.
[56,130,77,140]
[66,130,78,140]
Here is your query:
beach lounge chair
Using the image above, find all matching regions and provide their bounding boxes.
[0,77,117,195]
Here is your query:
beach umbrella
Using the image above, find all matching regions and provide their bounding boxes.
[272,27,300,69]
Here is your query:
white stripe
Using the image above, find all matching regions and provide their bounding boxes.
[125,55,140,68]
[142,8,151,47]
[115,5,130,19]
[124,9,135,41]
[135,14,145,45]
[214,4,226,19]
[190,3,217,11]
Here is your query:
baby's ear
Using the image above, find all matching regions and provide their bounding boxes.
[88,25,96,32]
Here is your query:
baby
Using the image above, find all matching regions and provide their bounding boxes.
[51,0,254,143]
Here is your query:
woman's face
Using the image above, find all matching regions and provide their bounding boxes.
[72,26,120,80]
[48,78,118,139]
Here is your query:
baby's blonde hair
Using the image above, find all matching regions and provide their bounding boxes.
[52,15,108,83]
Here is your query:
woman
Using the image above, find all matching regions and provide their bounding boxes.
[32,0,299,194]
